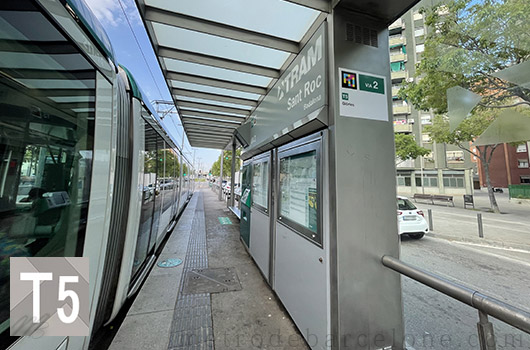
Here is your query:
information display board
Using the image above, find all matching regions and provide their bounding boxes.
[279,149,320,244]
[252,159,269,211]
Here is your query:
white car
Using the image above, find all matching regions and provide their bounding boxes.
[397,196,428,239]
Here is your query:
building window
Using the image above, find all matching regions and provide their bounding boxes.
[417,176,438,187]
[521,176,530,184]
[416,43,425,53]
[516,144,528,153]
[446,150,464,163]
[422,133,431,143]
[421,114,432,125]
[413,12,423,21]
[518,159,529,168]
[397,176,411,186]
[415,27,425,36]
[443,175,465,188]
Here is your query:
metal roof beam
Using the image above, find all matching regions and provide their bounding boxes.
[183,119,239,129]
[173,88,258,107]
[167,71,267,95]
[181,110,246,122]
[159,46,280,78]
[188,137,232,144]
[177,100,251,116]
[187,133,232,141]
[35,89,94,97]
[56,102,94,109]
[282,0,331,12]
[190,140,229,147]
[188,133,231,139]
[0,39,79,55]
[188,137,229,144]
[184,124,236,134]
[144,6,299,53]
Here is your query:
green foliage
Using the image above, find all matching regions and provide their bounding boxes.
[425,110,496,148]
[399,0,530,114]
[394,133,430,162]
[210,149,242,177]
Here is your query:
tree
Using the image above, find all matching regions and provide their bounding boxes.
[394,133,431,164]
[398,0,530,213]
[210,149,242,177]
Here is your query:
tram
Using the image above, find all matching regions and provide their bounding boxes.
[0,0,193,348]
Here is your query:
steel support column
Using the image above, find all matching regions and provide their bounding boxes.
[230,137,236,208]
[218,150,224,201]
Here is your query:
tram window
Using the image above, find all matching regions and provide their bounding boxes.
[132,118,157,278]
[278,150,320,245]
[252,160,269,211]
[0,2,96,340]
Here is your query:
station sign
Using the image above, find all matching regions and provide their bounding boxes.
[245,23,327,150]
[339,68,389,122]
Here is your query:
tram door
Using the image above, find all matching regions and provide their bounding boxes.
[249,153,271,280]
[239,161,252,248]
[273,134,329,348]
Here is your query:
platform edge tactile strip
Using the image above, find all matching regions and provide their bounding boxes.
[168,192,214,350]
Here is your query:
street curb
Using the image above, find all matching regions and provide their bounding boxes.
[426,232,530,253]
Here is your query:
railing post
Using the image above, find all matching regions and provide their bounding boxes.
[428,209,433,231]
[477,213,484,238]
[477,310,496,350]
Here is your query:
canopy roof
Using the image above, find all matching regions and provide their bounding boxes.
[136,0,419,149]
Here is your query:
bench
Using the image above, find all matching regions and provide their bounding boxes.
[413,193,455,206]
[432,194,454,206]
[413,193,434,204]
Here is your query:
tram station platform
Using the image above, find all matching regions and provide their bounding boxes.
[109,185,308,350]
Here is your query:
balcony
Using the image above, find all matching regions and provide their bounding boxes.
[393,105,412,115]
[389,19,404,31]
[391,70,408,81]
[390,53,407,62]
[392,87,401,97]
[389,36,406,47]
[394,123,413,133]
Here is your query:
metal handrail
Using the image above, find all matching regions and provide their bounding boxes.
[382,255,530,339]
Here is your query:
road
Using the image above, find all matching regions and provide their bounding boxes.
[401,236,530,349]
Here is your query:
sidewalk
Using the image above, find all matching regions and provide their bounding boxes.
[399,190,530,252]
[109,186,308,350]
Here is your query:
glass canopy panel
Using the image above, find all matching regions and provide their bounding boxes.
[0,52,93,70]
[171,81,261,100]
[144,0,320,42]
[49,96,96,103]
[0,11,65,41]
[174,95,253,111]
[153,23,289,69]
[17,78,95,89]
[179,107,247,118]
[163,59,272,87]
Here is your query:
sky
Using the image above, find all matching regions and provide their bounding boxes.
[84,0,221,172]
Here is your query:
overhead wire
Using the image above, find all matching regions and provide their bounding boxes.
[117,0,192,156]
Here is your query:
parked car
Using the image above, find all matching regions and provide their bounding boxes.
[397,196,428,239]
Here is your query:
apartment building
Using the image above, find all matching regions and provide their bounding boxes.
[473,143,530,188]
[390,0,474,195]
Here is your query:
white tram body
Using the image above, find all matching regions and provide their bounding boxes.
[0,0,193,348]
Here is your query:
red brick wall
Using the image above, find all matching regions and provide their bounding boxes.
[478,144,530,187]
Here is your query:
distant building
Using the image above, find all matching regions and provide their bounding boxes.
[473,143,530,188]
[390,0,474,195]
